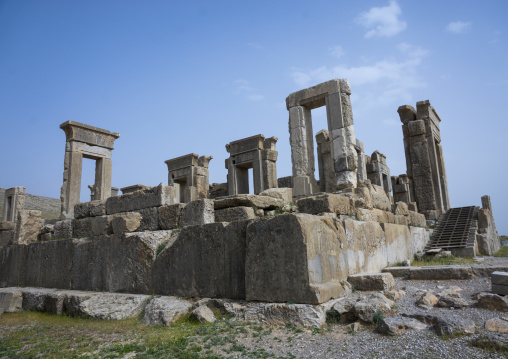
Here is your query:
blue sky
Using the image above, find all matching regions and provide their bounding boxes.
[1,1,507,234]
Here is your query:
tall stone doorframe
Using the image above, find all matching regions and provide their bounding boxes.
[2,187,25,222]
[225,134,278,195]
[286,79,358,197]
[165,153,213,203]
[397,100,450,219]
[60,121,120,219]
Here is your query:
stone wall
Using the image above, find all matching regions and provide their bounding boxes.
[0,213,430,304]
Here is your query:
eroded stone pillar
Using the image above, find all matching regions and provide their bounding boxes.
[60,121,120,219]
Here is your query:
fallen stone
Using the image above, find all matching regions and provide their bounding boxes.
[377,317,427,335]
[409,266,472,280]
[477,292,508,312]
[190,305,216,323]
[436,295,469,309]
[347,273,395,291]
[353,293,394,323]
[214,194,283,210]
[0,287,23,312]
[433,317,475,336]
[215,206,256,223]
[142,296,192,326]
[296,193,350,215]
[66,292,150,320]
[259,188,293,204]
[22,288,58,312]
[416,291,438,308]
[383,290,405,301]
[486,317,508,333]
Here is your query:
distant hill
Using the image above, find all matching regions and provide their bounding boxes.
[0,188,60,220]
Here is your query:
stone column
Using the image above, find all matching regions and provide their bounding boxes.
[315,130,334,192]
[60,149,83,219]
[289,106,319,196]
[261,137,278,191]
[355,139,368,182]
[2,187,25,222]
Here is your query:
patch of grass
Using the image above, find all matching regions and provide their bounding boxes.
[494,246,508,257]
[412,255,475,267]
[372,310,384,327]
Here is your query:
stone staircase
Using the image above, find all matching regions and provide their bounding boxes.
[424,206,479,256]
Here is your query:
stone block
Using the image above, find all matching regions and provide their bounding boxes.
[408,119,426,136]
[259,188,293,204]
[246,214,350,304]
[355,208,373,221]
[91,215,112,236]
[393,202,410,216]
[159,204,185,230]
[397,105,416,124]
[0,221,15,231]
[286,78,350,110]
[208,183,228,199]
[111,212,142,234]
[54,219,73,239]
[215,207,256,223]
[408,211,426,227]
[214,194,283,210]
[180,199,214,227]
[142,296,192,326]
[137,207,159,231]
[72,217,93,238]
[14,210,42,244]
[74,200,107,219]
[152,221,248,299]
[395,215,409,226]
[297,194,350,215]
[347,273,395,291]
[106,185,175,215]
[409,266,472,280]
[0,230,14,248]
[277,176,293,189]
[369,185,391,211]
[0,288,23,312]
[492,284,508,296]
[408,202,418,212]
[492,272,508,285]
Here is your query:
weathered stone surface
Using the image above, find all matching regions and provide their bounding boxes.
[65,292,149,320]
[214,194,283,210]
[393,202,410,216]
[158,204,185,230]
[409,265,472,280]
[106,185,175,215]
[190,305,216,323]
[53,219,73,239]
[142,296,192,326]
[369,185,391,211]
[208,182,228,199]
[297,194,351,215]
[0,230,14,248]
[153,221,247,299]
[353,293,394,323]
[382,223,412,266]
[384,290,405,301]
[111,212,142,234]
[347,273,395,291]
[0,287,23,312]
[72,217,93,238]
[136,207,159,231]
[0,221,15,231]
[416,291,438,307]
[246,214,350,304]
[471,333,508,351]
[286,78,350,110]
[259,188,293,204]
[378,317,427,335]
[408,211,426,227]
[436,295,469,309]
[74,200,106,219]
[14,210,42,244]
[180,199,214,227]
[215,206,256,223]
[486,317,508,333]
[477,293,508,312]
[434,317,475,336]
[209,299,326,328]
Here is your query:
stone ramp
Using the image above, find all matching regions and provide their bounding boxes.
[424,206,478,254]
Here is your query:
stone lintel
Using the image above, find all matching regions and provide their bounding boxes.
[165,153,199,171]
[226,134,265,156]
[286,78,351,110]
[60,121,120,149]
[5,187,25,196]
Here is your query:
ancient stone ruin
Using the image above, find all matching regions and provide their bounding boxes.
[0,79,500,309]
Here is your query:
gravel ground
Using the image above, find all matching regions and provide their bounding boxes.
[207,257,508,358]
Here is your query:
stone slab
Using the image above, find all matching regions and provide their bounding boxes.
[297,193,350,215]
[492,284,508,296]
[215,206,256,223]
[106,185,175,214]
[492,272,508,285]
[347,273,395,291]
[74,200,107,219]
[214,194,283,210]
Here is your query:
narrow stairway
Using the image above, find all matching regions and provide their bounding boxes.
[424,206,479,252]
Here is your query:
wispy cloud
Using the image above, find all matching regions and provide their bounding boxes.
[234,79,264,101]
[446,21,472,34]
[356,1,407,38]
[329,45,345,59]
[290,43,428,109]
